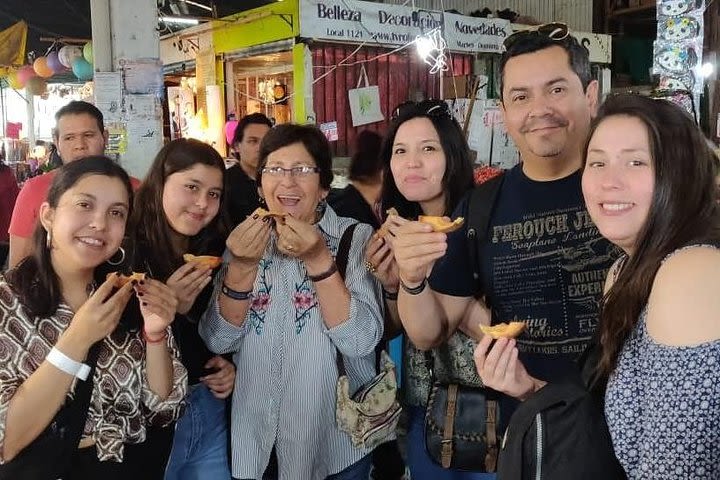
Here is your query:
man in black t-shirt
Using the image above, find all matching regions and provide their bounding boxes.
[389,28,615,416]
[226,113,272,226]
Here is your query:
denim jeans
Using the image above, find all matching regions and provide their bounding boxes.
[406,406,496,480]
[327,454,373,480]
[164,383,231,480]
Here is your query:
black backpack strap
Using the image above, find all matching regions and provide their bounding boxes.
[334,222,358,377]
[466,174,505,291]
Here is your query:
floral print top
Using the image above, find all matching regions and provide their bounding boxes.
[200,206,384,480]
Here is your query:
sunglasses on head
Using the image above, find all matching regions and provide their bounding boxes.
[503,22,570,52]
[391,99,450,121]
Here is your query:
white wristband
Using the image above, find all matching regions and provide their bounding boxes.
[46,347,91,381]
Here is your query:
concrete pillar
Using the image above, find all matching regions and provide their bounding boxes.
[91,0,163,179]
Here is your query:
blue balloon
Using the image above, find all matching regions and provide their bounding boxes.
[71,57,93,81]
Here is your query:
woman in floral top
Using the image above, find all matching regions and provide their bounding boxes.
[0,157,187,479]
[200,124,384,480]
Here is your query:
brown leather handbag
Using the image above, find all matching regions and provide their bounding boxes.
[423,351,501,472]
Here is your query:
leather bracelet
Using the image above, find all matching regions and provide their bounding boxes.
[383,289,399,301]
[46,347,91,380]
[400,277,427,295]
[221,283,252,301]
[307,262,338,282]
[143,329,168,344]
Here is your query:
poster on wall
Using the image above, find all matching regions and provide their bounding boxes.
[168,86,195,140]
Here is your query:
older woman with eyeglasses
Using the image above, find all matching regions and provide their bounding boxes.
[199,124,384,480]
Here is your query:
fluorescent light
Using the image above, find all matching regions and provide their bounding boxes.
[160,16,199,25]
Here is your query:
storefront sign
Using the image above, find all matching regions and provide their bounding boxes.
[443,12,509,53]
[300,0,507,54]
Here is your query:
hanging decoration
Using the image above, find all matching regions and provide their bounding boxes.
[33,56,54,78]
[83,41,93,64]
[71,57,94,81]
[16,65,36,87]
[26,76,47,96]
[46,51,65,73]
[0,21,28,77]
[58,45,83,68]
[415,28,448,74]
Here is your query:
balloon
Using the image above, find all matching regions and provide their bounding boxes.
[225,120,238,145]
[71,57,93,81]
[83,41,93,64]
[33,57,54,78]
[58,45,82,68]
[26,76,47,96]
[46,51,65,73]
[7,70,22,89]
[16,65,36,86]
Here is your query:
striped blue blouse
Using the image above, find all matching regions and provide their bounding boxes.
[199,207,384,480]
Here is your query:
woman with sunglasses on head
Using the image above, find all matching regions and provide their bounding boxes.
[0,156,186,479]
[128,138,235,479]
[199,124,384,480]
[365,100,495,480]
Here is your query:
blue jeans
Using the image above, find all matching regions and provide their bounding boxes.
[164,383,231,480]
[406,406,496,480]
[327,454,373,480]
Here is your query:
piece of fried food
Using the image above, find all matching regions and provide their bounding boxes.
[418,215,465,233]
[183,254,222,269]
[479,321,526,339]
[252,207,286,221]
[107,271,146,287]
[375,208,400,239]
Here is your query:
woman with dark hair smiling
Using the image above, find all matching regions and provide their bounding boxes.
[366,100,494,480]
[0,157,186,478]
[129,138,235,479]
[200,124,384,480]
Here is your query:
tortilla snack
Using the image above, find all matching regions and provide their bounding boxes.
[107,271,146,288]
[418,215,465,233]
[183,254,222,269]
[479,321,526,339]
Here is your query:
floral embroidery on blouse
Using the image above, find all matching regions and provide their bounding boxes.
[249,259,273,335]
[292,276,318,335]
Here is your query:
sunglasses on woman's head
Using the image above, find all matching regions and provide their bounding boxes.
[502,22,570,52]
[391,99,451,121]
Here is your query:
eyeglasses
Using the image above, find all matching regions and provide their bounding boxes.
[392,99,451,121]
[503,22,570,52]
[261,165,320,178]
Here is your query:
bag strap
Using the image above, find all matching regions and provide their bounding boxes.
[334,223,358,377]
[356,65,369,89]
[440,383,458,468]
[466,174,505,289]
[55,341,101,474]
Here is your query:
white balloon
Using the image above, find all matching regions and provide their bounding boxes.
[58,46,83,68]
